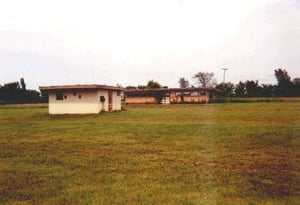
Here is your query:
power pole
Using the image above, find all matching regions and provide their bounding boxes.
[221,68,228,83]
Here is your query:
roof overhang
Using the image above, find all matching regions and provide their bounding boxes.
[39,84,125,92]
[124,87,222,96]
[125,87,220,93]
[168,87,220,92]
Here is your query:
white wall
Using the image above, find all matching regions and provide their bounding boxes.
[48,90,121,114]
[97,90,108,112]
[112,91,122,110]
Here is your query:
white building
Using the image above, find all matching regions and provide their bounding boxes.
[39,85,124,114]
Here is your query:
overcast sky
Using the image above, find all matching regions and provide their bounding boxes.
[0,0,299,89]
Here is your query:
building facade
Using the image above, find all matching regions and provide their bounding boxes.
[39,85,124,114]
[124,88,220,104]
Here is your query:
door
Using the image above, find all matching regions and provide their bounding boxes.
[108,91,113,112]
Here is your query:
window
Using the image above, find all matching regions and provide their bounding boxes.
[117,91,121,96]
[56,91,64,100]
[200,91,206,96]
[100,96,105,102]
[191,91,199,96]
[183,92,191,96]
[175,92,182,97]
[73,92,77,96]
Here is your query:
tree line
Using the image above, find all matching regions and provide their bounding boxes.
[127,68,299,97]
[126,80,168,90]
[1,68,299,104]
[0,78,46,104]
[179,68,300,97]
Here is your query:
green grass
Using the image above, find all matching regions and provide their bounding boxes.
[0,102,299,205]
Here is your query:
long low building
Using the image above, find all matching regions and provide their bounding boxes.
[124,87,220,104]
[39,84,125,114]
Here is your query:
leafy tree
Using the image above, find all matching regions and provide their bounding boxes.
[4,82,20,89]
[261,84,275,97]
[126,86,137,90]
[0,79,44,104]
[137,85,147,89]
[234,81,246,97]
[274,68,293,96]
[293,78,300,85]
[215,82,234,97]
[275,68,291,83]
[245,80,260,97]
[193,72,216,87]
[293,78,300,96]
[127,80,164,90]
[178,77,190,88]
[146,80,161,89]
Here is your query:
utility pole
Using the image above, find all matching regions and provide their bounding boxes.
[221,68,228,83]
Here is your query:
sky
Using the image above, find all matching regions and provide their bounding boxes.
[0,0,299,90]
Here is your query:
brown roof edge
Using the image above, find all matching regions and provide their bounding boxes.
[171,88,223,95]
[125,88,168,92]
[39,84,126,91]
[168,87,219,92]
[125,87,220,93]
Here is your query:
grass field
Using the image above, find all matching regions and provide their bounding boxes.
[0,102,299,205]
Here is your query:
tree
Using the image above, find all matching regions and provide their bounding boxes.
[235,81,246,97]
[126,86,137,90]
[274,68,293,96]
[193,72,216,87]
[126,80,164,90]
[215,82,234,97]
[178,77,189,88]
[245,80,260,97]
[0,79,44,104]
[293,78,300,96]
[261,84,275,97]
[146,80,161,89]
[293,78,300,85]
[275,68,291,83]
[4,82,20,89]
[20,78,26,91]
[137,85,147,89]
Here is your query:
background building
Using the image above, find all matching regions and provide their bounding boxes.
[124,88,220,104]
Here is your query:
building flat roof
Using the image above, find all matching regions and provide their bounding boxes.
[168,87,219,92]
[39,84,125,91]
[125,87,220,94]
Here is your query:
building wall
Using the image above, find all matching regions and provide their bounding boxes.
[125,96,158,104]
[49,90,121,114]
[124,89,214,105]
[169,91,209,104]
[97,90,109,112]
[112,91,122,110]
[170,96,209,103]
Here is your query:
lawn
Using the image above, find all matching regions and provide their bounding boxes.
[0,102,299,205]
